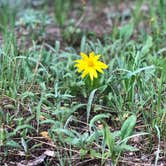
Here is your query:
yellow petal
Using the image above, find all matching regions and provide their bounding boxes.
[89,70,94,81]
[95,66,104,73]
[75,60,81,63]
[97,61,108,69]
[82,69,89,78]
[78,68,83,72]
[95,54,101,60]
[80,52,88,60]
[89,52,95,58]
[74,63,80,67]
[93,69,98,78]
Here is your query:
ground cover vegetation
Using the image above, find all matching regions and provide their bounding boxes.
[0,0,165,165]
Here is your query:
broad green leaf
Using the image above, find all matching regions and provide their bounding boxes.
[89,113,110,131]
[155,125,161,166]
[119,23,134,39]
[80,148,88,157]
[120,115,136,140]
[6,140,21,148]
[114,144,139,152]
[112,130,121,139]
[90,149,102,158]
[119,132,149,144]
[0,127,6,143]
[53,128,76,138]
[103,123,115,155]
[80,35,86,52]
[21,137,28,153]
[87,89,97,123]
[70,104,85,113]
[126,65,155,78]
[87,130,103,143]
[141,36,153,55]
[21,91,35,100]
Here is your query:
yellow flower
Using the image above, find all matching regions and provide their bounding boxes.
[75,52,108,81]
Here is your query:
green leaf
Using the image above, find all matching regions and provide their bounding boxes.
[80,148,88,157]
[112,130,121,139]
[21,137,28,153]
[155,125,161,166]
[40,119,57,125]
[6,140,21,148]
[90,149,102,158]
[21,91,35,100]
[87,89,97,123]
[126,65,155,78]
[120,115,136,140]
[141,36,153,55]
[115,144,139,152]
[119,132,149,144]
[119,23,134,39]
[87,130,103,143]
[103,123,115,155]
[53,128,76,138]
[80,35,86,52]
[13,125,35,134]
[89,113,110,131]
[0,127,5,143]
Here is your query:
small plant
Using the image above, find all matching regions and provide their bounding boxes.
[16,9,51,40]
[0,1,17,32]
[54,0,72,27]
[75,52,108,81]
[91,114,142,165]
[48,113,145,165]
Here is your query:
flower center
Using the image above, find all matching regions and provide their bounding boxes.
[88,60,94,67]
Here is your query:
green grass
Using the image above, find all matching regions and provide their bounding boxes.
[0,1,17,32]
[0,0,166,165]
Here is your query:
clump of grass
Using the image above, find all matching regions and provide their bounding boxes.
[54,0,72,27]
[0,1,17,32]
